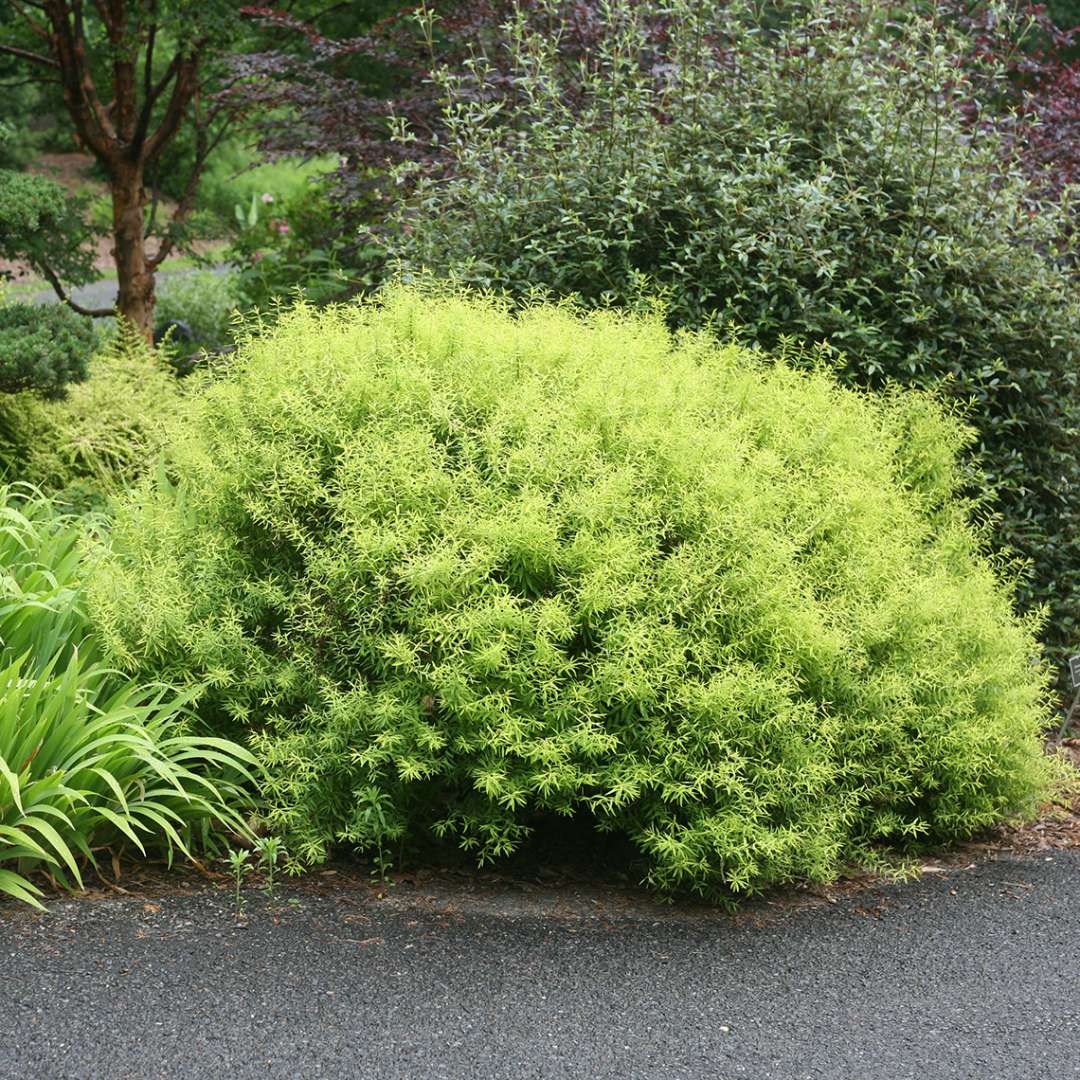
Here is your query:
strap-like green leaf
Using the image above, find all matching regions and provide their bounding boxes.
[0,868,45,910]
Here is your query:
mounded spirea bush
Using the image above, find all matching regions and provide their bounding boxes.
[389,0,1080,672]
[90,288,1053,897]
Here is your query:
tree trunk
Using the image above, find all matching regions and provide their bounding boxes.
[111,166,155,339]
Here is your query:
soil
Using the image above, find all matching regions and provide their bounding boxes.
[16,739,1078,926]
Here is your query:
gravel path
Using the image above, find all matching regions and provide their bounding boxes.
[1,850,1077,1080]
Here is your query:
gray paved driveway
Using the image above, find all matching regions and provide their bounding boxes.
[1,851,1077,1079]
[29,265,230,311]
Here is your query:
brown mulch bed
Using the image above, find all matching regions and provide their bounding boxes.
[4,739,1078,925]
[9,767,1077,924]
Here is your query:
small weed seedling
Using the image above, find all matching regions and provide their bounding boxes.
[226,848,251,917]
[255,836,284,901]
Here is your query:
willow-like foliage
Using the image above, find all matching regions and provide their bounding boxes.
[91,288,1053,897]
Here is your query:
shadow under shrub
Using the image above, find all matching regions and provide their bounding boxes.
[90,288,1054,897]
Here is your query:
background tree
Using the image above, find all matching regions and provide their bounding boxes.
[0,1,246,334]
[231,0,516,276]
[945,2,1080,207]
[234,1,605,209]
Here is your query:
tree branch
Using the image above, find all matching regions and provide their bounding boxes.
[0,43,59,68]
[135,51,181,150]
[9,0,52,40]
[44,0,118,157]
[142,50,201,164]
[146,53,182,108]
[142,15,157,112]
[103,0,137,140]
[149,108,234,269]
[38,263,116,318]
[73,0,118,141]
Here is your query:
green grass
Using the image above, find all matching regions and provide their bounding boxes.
[1,279,46,303]
[195,143,337,223]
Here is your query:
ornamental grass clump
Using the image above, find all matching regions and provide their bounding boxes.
[90,288,1053,897]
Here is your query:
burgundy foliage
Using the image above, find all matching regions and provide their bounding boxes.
[233,2,1080,218]
[232,3,517,208]
[231,1,676,213]
[951,3,1080,204]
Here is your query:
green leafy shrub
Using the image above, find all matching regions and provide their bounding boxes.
[0,489,256,908]
[88,289,1053,898]
[181,140,335,227]
[0,326,182,499]
[0,117,43,171]
[0,303,93,398]
[156,270,239,354]
[0,169,96,291]
[226,185,378,310]
[390,0,1080,673]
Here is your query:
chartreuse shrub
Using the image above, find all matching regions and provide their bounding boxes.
[390,0,1080,674]
[0,489,257,909]
[89,289,1054,898]
[0,324,181,505]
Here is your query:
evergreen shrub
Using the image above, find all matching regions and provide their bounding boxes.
[0,303,93,398]
[0,170,96,294]
[390,0,1080,673]
[90,289,1053,896]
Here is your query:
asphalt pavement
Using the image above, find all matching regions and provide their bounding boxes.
[29,265,230,311]
[1,850,1077,1080]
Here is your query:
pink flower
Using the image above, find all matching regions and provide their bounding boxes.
[261,192,275,204]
